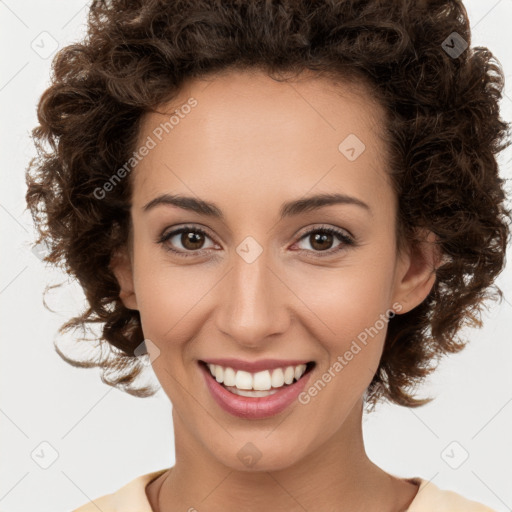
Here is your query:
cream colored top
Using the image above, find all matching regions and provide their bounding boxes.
[71,468,497,511]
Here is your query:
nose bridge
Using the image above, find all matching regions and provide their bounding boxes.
[215,239,288,345]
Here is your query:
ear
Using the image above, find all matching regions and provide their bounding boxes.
[109,246,138,310]
[391,229,443,315]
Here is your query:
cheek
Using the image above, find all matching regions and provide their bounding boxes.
[289,256,395,345]
[134,265,212,346]
[291,266,394,422]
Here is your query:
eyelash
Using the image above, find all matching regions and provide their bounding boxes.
[156,224,356,259]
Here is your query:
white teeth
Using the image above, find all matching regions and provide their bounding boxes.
[223,367,236,387]
[271,368,285,388]
[253,370,272,391]
[228,387,280,397]
[235,370,253,390]
[205,362,309,391]
[284,366,295,384]
[294,364,306,381]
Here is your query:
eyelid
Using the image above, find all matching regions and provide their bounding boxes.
[157,223,356,258]
[291,224,355,257]
[295,223,354,243]
[157,224,218,254]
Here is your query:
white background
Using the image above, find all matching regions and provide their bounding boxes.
[1,1,511,511]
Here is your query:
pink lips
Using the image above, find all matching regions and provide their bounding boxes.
[199,360,313,419]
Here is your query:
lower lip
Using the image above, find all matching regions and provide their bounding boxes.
[199,362,313,420]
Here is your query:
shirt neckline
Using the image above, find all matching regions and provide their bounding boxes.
[136,469,431,512]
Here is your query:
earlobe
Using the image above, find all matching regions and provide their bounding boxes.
[392,229,442,315]
[109,247,138,310]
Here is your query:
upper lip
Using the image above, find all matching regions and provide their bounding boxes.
[200,358,313,373]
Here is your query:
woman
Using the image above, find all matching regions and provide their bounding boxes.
[25,0,509,510]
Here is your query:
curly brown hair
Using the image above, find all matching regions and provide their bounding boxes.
[25,0,511,410]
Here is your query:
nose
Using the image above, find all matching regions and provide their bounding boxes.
[214,246,290,348]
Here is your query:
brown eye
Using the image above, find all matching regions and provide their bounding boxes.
[294,226,355,257]
[181,230,206,250]
[158,226,217,257]
[309,231,335,251]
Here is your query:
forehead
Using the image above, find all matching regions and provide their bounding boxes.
[131,69,392,214]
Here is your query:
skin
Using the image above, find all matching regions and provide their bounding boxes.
[111,68,440,512]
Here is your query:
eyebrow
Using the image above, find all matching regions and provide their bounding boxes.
[142,192,372,218]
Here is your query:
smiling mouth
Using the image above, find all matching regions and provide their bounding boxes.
[199,360,316,397]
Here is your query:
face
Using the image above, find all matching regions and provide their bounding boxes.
[112,69,437,471]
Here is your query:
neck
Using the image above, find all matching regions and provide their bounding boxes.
[154,399,415,512]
